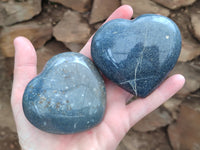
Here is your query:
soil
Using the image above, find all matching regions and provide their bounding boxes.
[0,127,20,150]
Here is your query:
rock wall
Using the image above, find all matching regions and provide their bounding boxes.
[0,0,200,150]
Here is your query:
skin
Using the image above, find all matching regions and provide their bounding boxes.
[11,5,185,150]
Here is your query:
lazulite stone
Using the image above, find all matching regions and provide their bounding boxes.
[91,14,182,98]
[23,52,106,134]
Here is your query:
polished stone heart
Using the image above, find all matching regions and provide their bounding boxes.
[23,52,106,134]
[91,14,181,97]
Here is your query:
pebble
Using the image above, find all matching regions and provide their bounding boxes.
[23,52,106,134]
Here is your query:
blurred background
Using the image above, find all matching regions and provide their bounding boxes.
[0,0,200,150]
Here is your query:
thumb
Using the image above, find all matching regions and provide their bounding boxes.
[11,36,37,115]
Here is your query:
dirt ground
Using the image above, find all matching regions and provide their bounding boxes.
[0,0,200,150]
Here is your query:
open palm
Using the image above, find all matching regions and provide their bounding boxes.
[11,5,185,150]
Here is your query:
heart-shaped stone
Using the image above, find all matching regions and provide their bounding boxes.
[23,52,106,134]
[91,14,181,98]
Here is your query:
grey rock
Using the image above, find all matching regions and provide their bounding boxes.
[163,97,183,120]
[170,63,200,97]
[133,108,173,132]
[122,0,170,18]
[50,0,92,12]
[0,5,6,26]
[91,14,181,97]
[0,0,41,25]
[117,129,172,150]
[152,0,197,10]
[0,21,52,57]
[53,11,91,52]
[191,13,200,42]
[23,52,106,134]
[168,99,200,150]
[89,0,120,24]
[179,37,200,62]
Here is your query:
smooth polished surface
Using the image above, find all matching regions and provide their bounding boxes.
[23,52,106,134]
[91,14,182,97]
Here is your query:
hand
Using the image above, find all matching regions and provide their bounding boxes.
[11,5,185,150]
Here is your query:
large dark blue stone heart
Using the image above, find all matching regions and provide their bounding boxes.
[23,52,106,134]
[91,14,182,98]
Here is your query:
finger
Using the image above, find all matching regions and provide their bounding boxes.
[126,74,185,126]
[80,5,133,58]
[11,36,37,108]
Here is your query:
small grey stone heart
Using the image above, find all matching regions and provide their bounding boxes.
[23,52,106,134]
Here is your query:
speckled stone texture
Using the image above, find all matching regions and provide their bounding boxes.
[23,52,106,134]
[91,14,181,98]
